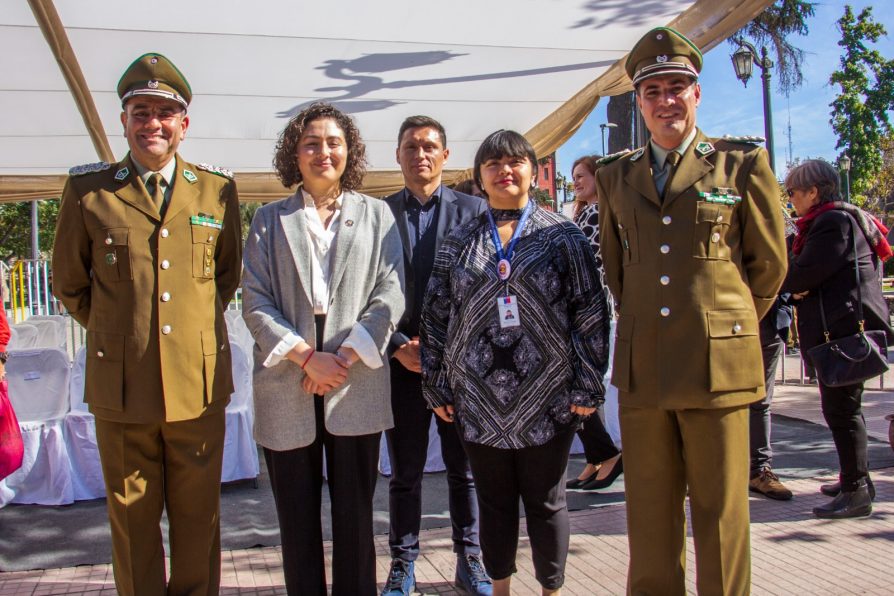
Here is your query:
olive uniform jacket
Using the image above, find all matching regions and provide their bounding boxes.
[52,154,242,424]
[596,129,787,409]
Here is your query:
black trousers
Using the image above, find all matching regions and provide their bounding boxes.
[749,339,783,473]
[264,315,380,595]
[576,413,619,465]
[819,380,869,491]
[461,427,576,590]
[386,364,479,561]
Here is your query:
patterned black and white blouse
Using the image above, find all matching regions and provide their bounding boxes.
[420,202,610,449]
[574,202,615,318]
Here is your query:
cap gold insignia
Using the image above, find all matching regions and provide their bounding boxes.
[656,33,664,40]
[148,80,159,89]
[657,55,668,63]
[114,167,129,181]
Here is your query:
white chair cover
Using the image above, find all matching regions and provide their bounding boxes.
[8,322,38,350]
[64,347,105,500]
[25,315,68,351]
[222,341,259,483]
[0,348,74,507]
[225,310,255,357]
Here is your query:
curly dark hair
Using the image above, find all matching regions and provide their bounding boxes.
[272,102,368,190]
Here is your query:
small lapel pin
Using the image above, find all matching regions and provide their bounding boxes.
[345,220,354,227]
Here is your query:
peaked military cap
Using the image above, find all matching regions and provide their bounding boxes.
[626,27,703,86]
[117,52,191,108]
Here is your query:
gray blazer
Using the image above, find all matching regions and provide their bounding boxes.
[242,190,405,450]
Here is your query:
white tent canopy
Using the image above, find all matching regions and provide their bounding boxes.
[1,0,772,200]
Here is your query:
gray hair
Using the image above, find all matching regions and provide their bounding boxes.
[784,159,841,204]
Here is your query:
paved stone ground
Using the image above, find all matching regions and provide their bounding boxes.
[2,360,893,595]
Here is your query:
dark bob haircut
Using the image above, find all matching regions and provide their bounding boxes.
[784,159,841,204]
[472,129,539,193]
[272,102,368,190]
[397,115,447,148]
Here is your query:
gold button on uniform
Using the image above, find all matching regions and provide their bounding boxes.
[162,325,172,335]
[711,232,721,243]
[732,323,742,334]
[662,216,672,225]
[105,237,113,245]
[161,228,169,238]
[161,259,170,269]
[660,307,670,317]
[660,244,670,254]
[97,351,104,358]
[660,275,670,285]
[161,292,171,302]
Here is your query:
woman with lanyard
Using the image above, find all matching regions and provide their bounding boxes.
[420,129,610,595]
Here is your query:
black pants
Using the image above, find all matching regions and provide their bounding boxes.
[819,380,869,491]
[264,315,380,595]
[386,364,479,561]
[576,413,619,465]
[749,339,783,473]
[462,428,576,590]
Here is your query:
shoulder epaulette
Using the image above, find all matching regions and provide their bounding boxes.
[722,134,765,145]
[597,149,632,166]
[196,163,234,180]
[69,162,111,176]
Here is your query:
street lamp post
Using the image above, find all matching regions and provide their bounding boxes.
[839,153,852,203]
[731,41,775,173]
[599,122,618,156]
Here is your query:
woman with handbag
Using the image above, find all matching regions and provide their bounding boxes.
[781,159,894,519]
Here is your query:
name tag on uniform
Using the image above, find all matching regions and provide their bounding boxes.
[497,295,520,328]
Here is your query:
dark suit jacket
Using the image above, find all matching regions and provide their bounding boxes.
[781,209,893,353]
[384,185,486,357]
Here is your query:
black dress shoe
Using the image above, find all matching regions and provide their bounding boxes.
[820,477,875,500]
[813,480,873,519]
[566,468,599,489]
[581,456,623,490]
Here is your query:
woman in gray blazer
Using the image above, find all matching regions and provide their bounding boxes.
[242,103,405,596]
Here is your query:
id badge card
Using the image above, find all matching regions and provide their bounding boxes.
[497,295,520,328]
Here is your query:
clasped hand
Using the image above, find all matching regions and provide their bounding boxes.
[298,346,358,395]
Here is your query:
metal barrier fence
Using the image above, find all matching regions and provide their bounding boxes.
[7,259,62,323]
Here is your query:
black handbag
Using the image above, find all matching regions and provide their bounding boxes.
[806,216,889,387]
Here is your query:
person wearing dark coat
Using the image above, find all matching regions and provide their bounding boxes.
[781,159,894,519]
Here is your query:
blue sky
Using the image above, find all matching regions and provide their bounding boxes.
[556,0,894,189]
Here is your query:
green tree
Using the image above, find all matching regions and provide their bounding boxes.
[728,0,816,95]
[0,199,60,261]
[829,5,894,199]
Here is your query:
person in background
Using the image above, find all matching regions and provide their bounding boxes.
[596,27,787,594]
[52,53,242,595]
[781,158,893,519]
[454,178,485,198]
[242,102,404,595]
[421,129,609,596]
[382,116,490,596]
[748,296,794,501]
[566,154,623,491]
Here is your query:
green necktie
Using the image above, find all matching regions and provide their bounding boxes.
[149,173,165,215]
[662,151,681,199]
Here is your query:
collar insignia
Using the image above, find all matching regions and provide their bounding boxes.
[114,167,130,181]
[183,169,198,183]
[695,141,715,157]
[630,147,645,162]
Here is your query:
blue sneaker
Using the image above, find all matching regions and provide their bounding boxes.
[455,553,493,595]
[381,559,415,595]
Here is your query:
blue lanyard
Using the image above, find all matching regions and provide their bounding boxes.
[485,200,533,280]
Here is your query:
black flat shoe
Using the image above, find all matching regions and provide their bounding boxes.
[820,477,876,500]
[813,481,873,519]
[566,468,599,489]
[581,456,623,491]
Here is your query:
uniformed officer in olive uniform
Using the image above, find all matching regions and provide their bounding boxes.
[52,53,242,596]
[596,28,787,595]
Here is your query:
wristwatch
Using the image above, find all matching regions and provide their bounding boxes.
[0,352,8,364]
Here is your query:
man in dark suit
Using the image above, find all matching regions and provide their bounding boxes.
[382,116,490,596]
